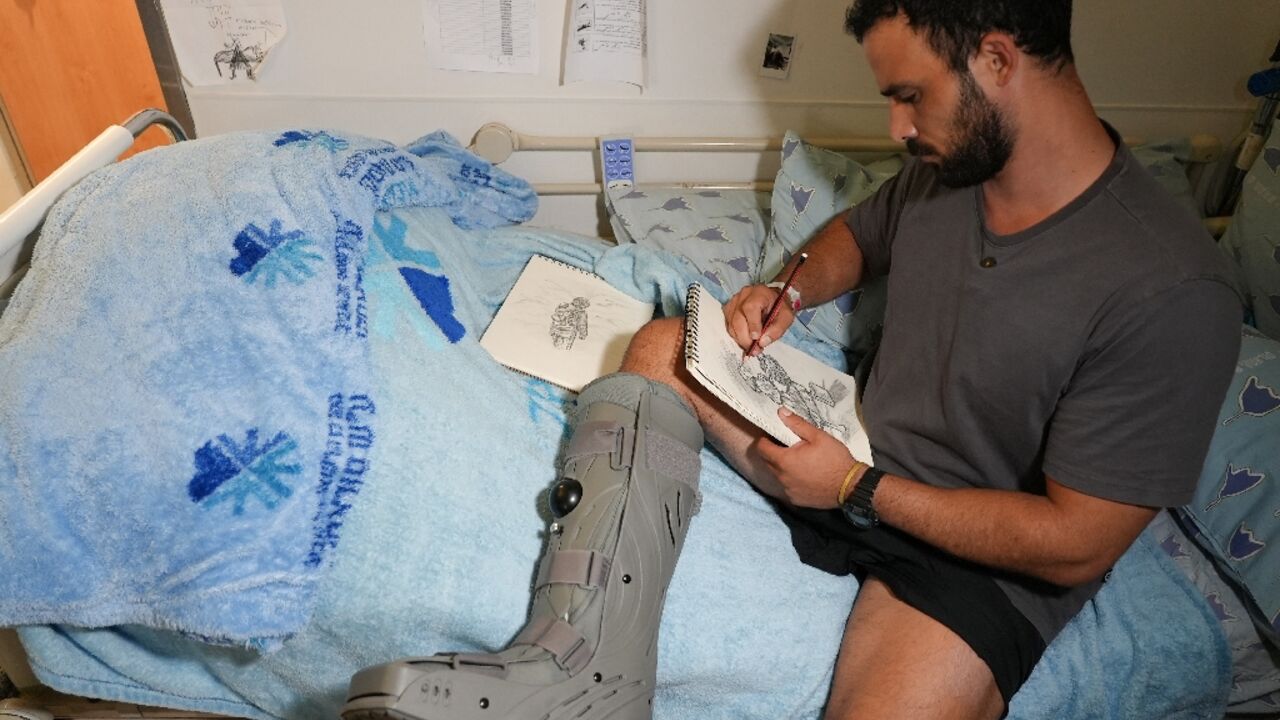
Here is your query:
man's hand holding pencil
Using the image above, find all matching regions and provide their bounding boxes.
[723,252,808,358]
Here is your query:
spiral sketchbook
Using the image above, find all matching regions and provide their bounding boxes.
[684,282,872,462]
[480,255,656,392]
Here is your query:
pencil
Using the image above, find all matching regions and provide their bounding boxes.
[745,252,808,359]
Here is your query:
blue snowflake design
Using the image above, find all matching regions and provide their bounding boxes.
[188,429,302,515]
[229,219,323,287]
[273,130,350,152]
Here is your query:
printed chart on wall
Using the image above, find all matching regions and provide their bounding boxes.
[159,0,287,85]
[564,0,646,89]
[424,0,539,74]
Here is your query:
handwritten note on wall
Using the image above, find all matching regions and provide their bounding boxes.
[564,0,646,89]
[424,0,539,75]
[159,0,287,86]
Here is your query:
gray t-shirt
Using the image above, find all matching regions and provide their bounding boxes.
[844,127,1242,642]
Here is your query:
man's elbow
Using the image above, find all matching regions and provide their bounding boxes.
[1040,558,1112,588]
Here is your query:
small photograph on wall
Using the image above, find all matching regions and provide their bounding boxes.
[760,33,796,79]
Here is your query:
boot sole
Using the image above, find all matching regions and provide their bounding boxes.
[341,686,654,720]
[341,695,419,720]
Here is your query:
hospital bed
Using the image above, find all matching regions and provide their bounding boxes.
[0,110,1278,720]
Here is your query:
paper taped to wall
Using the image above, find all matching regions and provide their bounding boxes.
[563,0,646,89]
[424,0,539,75]
[160,0,287,86]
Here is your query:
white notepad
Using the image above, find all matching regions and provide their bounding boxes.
[480,255,656,392]
[684,282,872,462]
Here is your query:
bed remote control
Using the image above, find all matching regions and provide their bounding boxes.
[599,137,635,193]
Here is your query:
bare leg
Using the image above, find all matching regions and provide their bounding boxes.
[619,317,786,499]
[825,577,1004,720]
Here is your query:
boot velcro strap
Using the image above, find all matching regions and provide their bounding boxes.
[563,420,632,473]
[513,615,592,674]
[644,428,703,515]
[535,549,611,590]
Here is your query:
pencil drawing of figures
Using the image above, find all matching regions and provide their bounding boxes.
[740,353,849,437]
[214,39,266,80]
[550,297,591,350]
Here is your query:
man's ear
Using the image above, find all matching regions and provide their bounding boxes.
[972,32,1019,88]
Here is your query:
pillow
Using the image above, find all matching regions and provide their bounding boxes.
[606,188,771,296]
[1176,326,1280,644]
[1218,128,1280,342]
[761,131,903,363]
[1130,138,1202,218]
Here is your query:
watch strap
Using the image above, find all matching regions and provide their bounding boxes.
[843,465,884,529]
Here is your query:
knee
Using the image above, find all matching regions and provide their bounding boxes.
[620,317,684,374]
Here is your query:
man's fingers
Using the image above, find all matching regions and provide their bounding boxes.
[778,406,820,441]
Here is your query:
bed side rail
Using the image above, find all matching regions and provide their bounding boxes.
[0,108,187,297]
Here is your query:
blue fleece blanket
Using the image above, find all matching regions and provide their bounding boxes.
[5,142,1230,718]
[0,128,535,650]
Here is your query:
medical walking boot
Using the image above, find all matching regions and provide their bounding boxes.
[342,373,703,720]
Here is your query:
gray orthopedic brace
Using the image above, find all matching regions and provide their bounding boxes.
[342,372,703,720]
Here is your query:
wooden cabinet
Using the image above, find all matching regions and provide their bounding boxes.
[0,0,170,182]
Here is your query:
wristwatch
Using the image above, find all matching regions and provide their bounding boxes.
[840,466,885,530]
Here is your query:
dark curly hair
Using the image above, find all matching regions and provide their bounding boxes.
[845,0,1074,73]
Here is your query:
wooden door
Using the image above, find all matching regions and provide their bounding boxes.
[0,0,170,183]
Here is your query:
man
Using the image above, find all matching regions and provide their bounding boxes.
[343,2,1242,718]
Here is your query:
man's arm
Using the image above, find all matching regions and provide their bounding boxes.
[870,469,1155,587]
[758,408,1155,588]
[724,216,868,350]
[773,214,868,308]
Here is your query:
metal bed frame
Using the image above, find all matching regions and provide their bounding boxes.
[0,116,1229,300]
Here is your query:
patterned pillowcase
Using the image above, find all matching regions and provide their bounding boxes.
[1218,129,1280,342]
[762,131,903,364]
[1176,327,1280,644]
[607,188,771,296]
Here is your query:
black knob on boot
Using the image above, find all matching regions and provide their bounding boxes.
[549,479,584,518]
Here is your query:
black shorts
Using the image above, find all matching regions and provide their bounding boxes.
[777,505,1047,706]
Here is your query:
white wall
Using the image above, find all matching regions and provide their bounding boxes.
[180,0,1279,233]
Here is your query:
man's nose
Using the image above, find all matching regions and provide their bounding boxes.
[888,105,918,144]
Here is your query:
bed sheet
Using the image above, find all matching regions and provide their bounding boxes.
[11,202,1230,720]
[0,122,1234,718]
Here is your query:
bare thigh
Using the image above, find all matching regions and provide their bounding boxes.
[825,577,1005,720]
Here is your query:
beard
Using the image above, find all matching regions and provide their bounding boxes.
[907,72,1014,188]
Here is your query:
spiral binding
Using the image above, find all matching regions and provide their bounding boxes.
[684,282,704,365]
[533,254,600,279]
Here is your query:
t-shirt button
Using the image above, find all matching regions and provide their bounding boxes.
[979,257,997,269]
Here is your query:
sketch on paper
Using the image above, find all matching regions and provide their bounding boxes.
[550,297,591,350]
[213,39,266,80]
[159,0,287,86]
[479,256,655,392]
[726,349,851,442]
